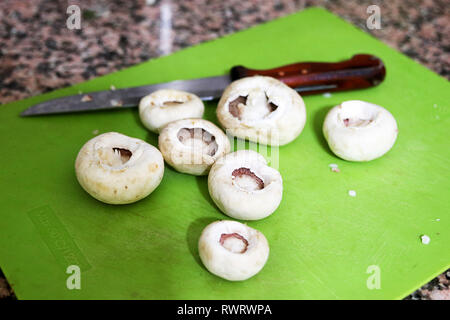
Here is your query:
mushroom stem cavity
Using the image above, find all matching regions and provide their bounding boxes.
[217,76,306,146]
[220,233,249,253]
[232,167,264,191]
[229,96,247,119]
[112,148,132,164]
[228,93,278,121]
[343,118,374,127]
[266,93,278,113]
[208,150,283,220]
[97,147,133,167]
[159,118,231,175]
[338,101,378,128]
[162,100,184,107]
[177,127,218,156]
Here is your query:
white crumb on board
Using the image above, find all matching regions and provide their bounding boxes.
[111,99,123,107]
[436,218,440,221]
[348,190,356,197]
[81,95,92,102]
[420,235,430,245]
[328,164,340,172]
[110,85,116,91]
[323,92,332,98]
[92,129,99,135]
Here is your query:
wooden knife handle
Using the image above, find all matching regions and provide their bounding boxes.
[230,54,386,95]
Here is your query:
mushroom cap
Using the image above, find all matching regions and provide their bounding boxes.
[158,118,231,176]
[208,150,283,220]
[75,132,164,204]
[139,89,204,133]
[323,100,398,161]
[217,76,306,146]
[198,220,269,281]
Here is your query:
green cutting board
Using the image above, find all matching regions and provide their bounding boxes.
[0,8,448,300]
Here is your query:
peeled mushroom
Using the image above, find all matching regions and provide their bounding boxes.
[208,150,283,220]
[75,132,164,204]
[323,100,398,161]
[217,76,306,146]
[139,89,204,133]
[158,118,231,175]
[198,220,269,281]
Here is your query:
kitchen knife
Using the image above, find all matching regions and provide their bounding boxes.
[20,54,385,116]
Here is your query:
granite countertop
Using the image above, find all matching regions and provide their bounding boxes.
[0,0,448,300]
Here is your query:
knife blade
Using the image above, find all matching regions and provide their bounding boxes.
[20,75,231,116]
[20,54,385,116]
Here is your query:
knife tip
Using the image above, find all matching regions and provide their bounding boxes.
[20,110,32,117]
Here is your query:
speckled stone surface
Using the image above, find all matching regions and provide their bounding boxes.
[0,0,448,299]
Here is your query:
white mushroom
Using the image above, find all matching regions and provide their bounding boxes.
[208,150,283,220]
[75,132,164,204]
[323,100,398,161]
[158,118,231,175]
[198,220,269,281]
[139,89,204,133]
[217,76,306,146]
